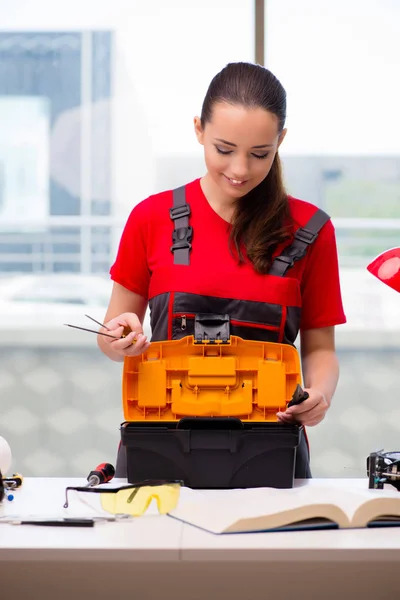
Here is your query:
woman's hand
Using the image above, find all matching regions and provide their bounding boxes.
[101,312,150,358]
[276,388,330,427]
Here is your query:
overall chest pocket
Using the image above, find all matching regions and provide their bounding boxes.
[171,293,287,343]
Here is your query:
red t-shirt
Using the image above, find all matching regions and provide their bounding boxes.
[110,178,346,331]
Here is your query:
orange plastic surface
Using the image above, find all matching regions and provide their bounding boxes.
[122,335,302,422]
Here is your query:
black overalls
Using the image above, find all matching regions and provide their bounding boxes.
[115,186,330,480]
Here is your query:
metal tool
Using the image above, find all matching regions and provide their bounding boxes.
[367,450,400,491]
[64,314,133,341]
[3,518,95,527]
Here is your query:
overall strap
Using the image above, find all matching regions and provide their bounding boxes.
[170,185,193,266]
[268,208,330,277]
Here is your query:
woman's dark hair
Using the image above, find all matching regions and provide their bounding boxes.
[200,62,292,274]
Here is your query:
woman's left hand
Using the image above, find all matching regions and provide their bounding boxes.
[276,388,330,427]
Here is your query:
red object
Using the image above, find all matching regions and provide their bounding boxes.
[87,463,115,485]
[110,178,346,334]
[367,248,400,293]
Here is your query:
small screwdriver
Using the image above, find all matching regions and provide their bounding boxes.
[85,463,115,487]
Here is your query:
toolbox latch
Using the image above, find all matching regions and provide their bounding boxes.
[194,313,230,344]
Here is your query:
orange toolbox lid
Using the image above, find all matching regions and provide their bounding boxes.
[122,335,302,422]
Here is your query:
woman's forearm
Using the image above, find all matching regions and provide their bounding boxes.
[301,348,339,404]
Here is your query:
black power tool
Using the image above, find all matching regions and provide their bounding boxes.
[367,450,400,491]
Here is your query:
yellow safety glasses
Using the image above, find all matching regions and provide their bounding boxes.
[63,479,183,516]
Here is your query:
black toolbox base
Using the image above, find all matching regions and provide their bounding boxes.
[120,418,305,489]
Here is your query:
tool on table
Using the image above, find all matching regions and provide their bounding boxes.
[0,472,23,503]
[86,463,115,488]
[367,450,400,491]
[287,384,309,408]
[4,518,95,527]
[64,314,134,342]
[3,473,23,489]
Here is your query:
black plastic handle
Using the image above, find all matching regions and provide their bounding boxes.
[287,384,309,408]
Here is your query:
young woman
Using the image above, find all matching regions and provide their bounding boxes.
[98,62,346,478]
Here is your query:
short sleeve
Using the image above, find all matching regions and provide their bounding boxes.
[300,219,346,330]
[109,200,151,298]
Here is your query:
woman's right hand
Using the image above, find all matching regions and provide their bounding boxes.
[100,312,150,358]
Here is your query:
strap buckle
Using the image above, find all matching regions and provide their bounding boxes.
[295,228,317,245]
[170,205,191,220]
[171,226,193,252]
[274,254,295,268]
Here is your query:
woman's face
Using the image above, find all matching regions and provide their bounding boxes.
[194,102,286,200]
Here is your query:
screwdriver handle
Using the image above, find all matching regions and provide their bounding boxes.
[86,462,115,487]
[121,325,132,338]
[287,384,309,408]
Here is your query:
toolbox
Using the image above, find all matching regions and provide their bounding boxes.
[120,317,305,489]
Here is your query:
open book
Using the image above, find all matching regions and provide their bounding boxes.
[168,484,400,534]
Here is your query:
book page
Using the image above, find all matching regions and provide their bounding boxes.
[169,485,400,533]
[322,487,400,525]
[169,486,349,533]
[351,492,400,527]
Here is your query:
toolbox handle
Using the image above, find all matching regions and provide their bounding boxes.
[178,418,242,453]
[177,417,243,431]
